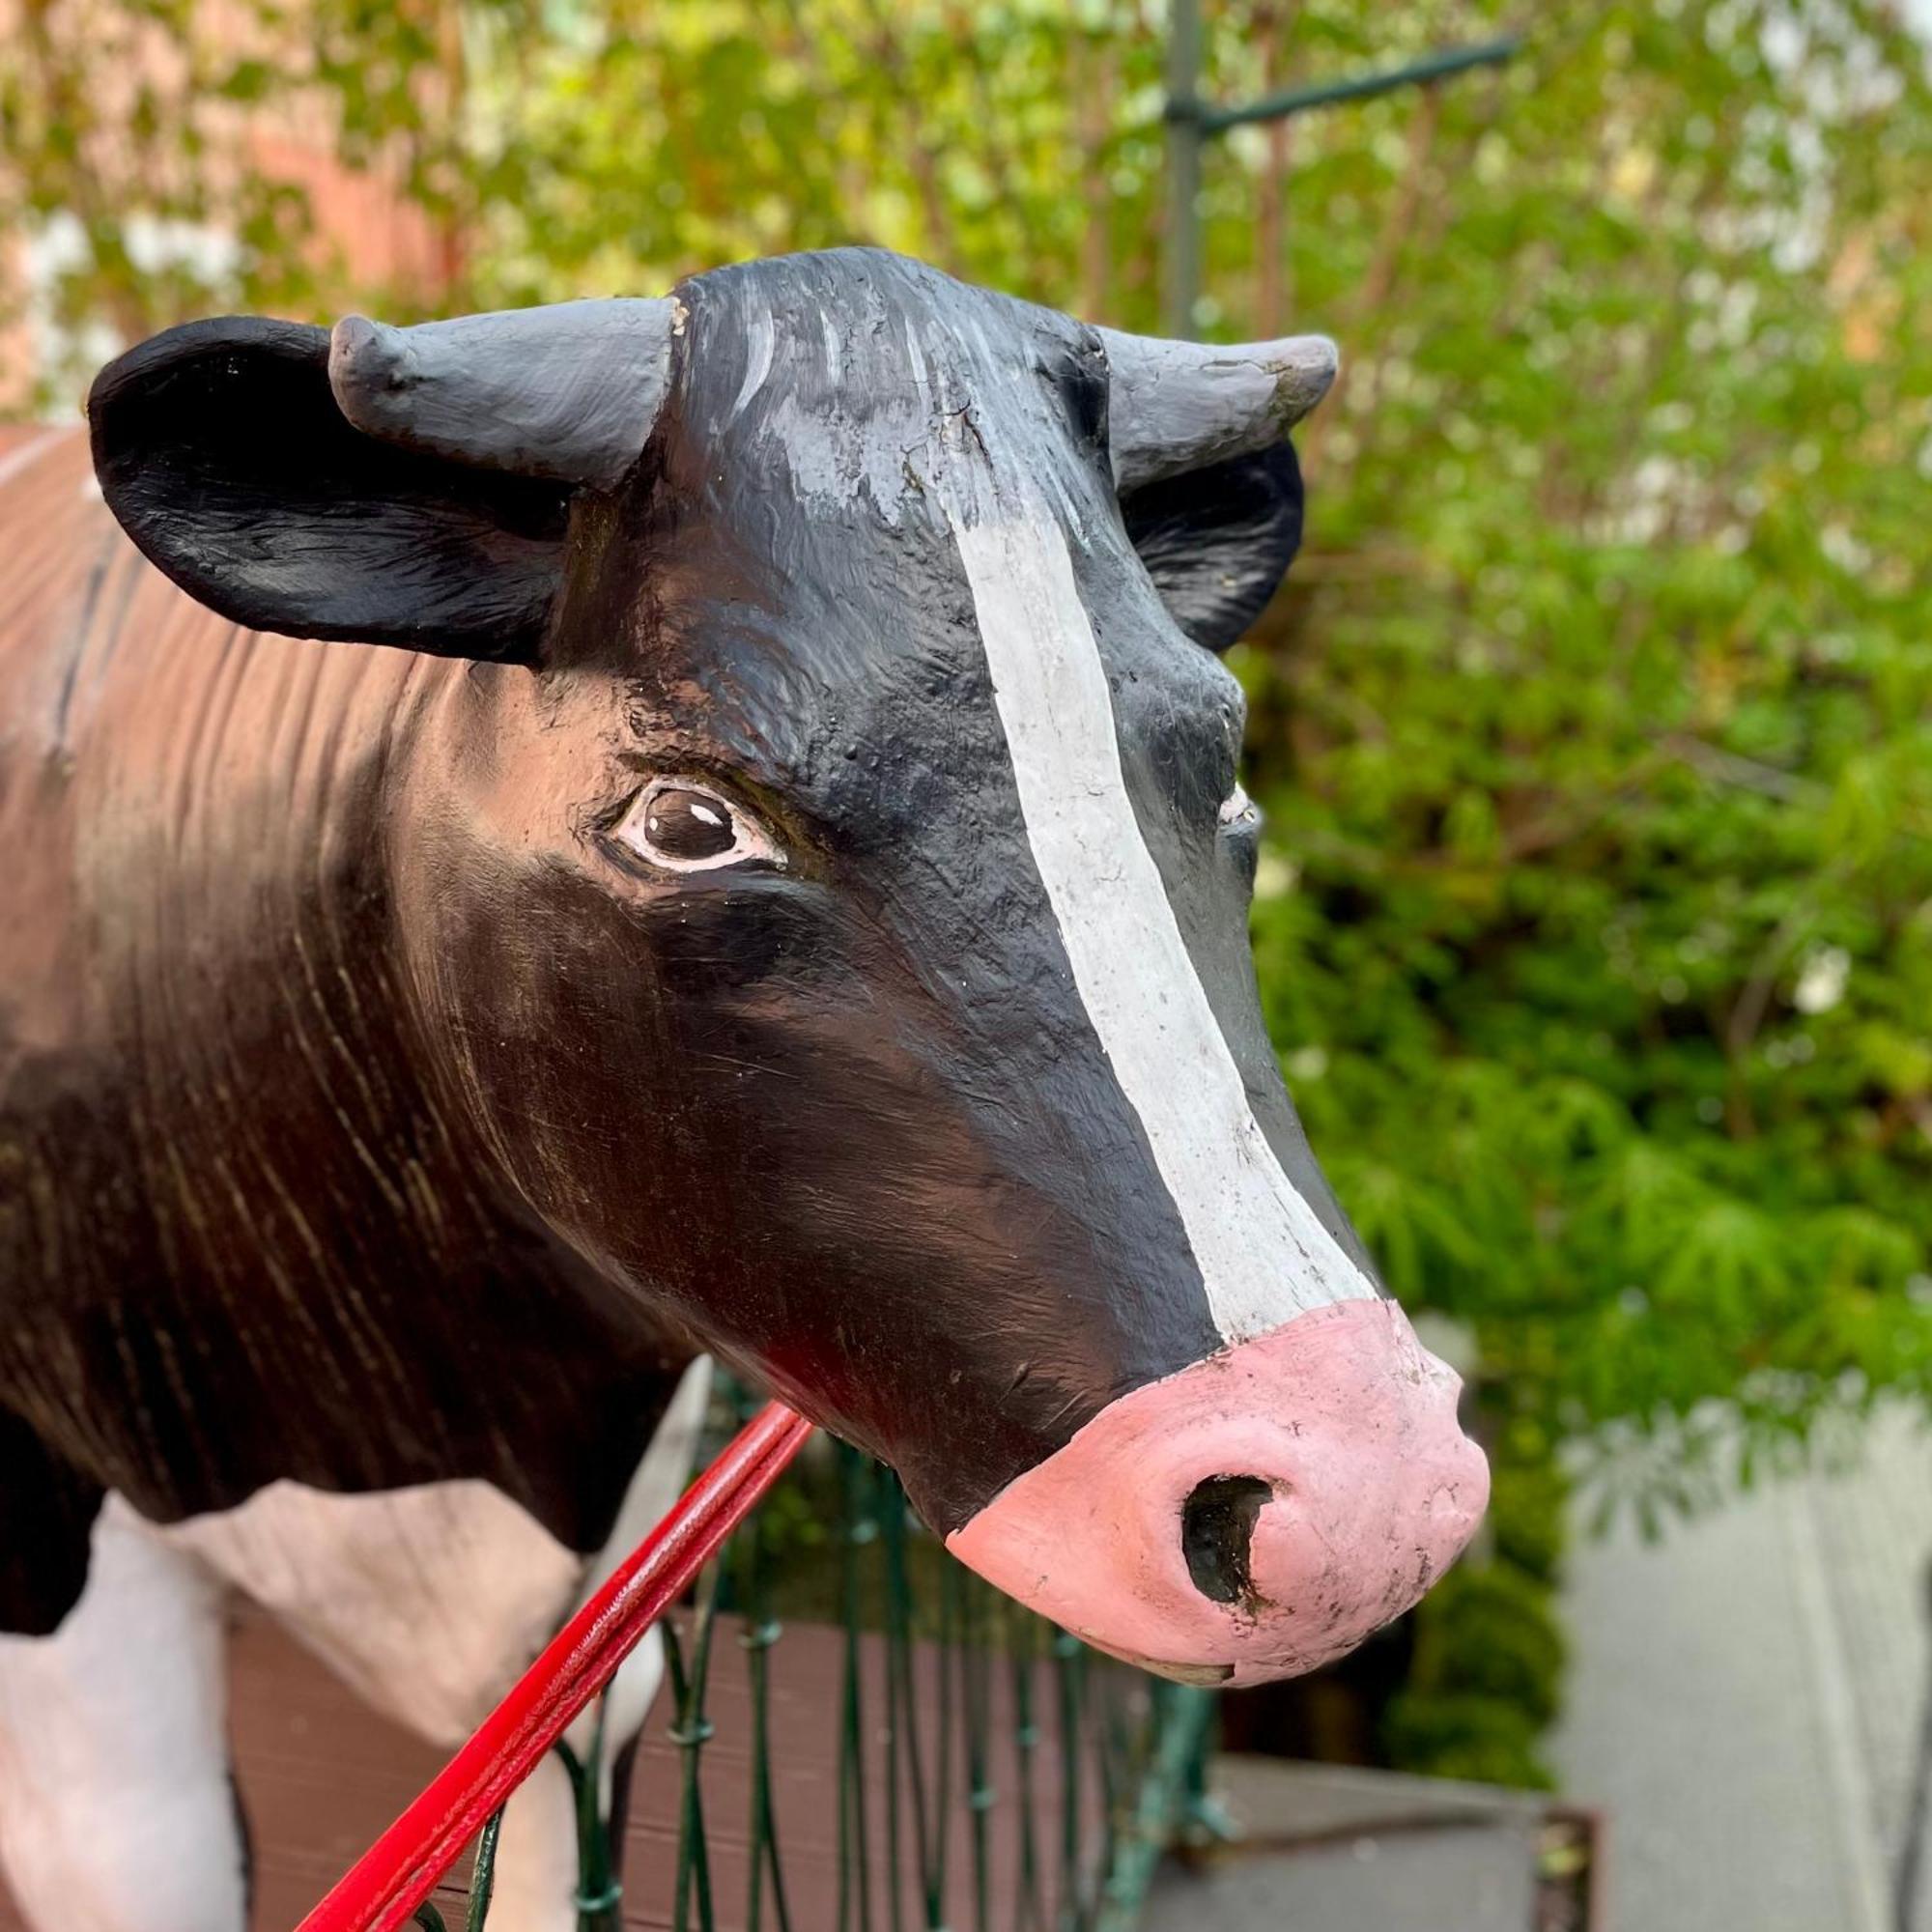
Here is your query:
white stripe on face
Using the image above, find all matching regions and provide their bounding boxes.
[952,513,1377,1343]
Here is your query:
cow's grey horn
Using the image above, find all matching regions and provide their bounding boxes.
[327,297,683,492]
[1099,328,1338,494]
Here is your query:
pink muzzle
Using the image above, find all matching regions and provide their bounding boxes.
[947,1298,1489,1686]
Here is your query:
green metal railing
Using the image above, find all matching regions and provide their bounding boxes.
[1158,0,1523,333]
[412,1423,1214,1932]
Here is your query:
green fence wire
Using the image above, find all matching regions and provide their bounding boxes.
[415,1414,1215,1932]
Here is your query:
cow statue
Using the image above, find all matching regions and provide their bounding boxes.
[0,248,1488,1930]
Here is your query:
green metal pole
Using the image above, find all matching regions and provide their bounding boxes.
[1091,1688,1219,1932]
[1161,0,1204,339]
[1198,33,1520,133]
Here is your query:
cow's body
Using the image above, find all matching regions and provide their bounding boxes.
[0,424,706,1927]
[0,427,694,1608]
[0,250,1489,1930]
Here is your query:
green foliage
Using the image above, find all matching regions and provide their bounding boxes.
[10,0,1932,1782]
[1380,1683,1552,1790]
[1231,0,1932,1531]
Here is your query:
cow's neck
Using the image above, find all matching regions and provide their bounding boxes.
[3,530,687,1556]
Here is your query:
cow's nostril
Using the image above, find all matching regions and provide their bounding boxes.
[1180,1475,1273,1605]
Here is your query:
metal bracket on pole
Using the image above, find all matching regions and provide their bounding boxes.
[1161,26,1522,337]
[1200,34,1521,134]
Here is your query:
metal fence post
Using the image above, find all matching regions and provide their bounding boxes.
[1161,0,1204,339]
[1160,16,1520,341]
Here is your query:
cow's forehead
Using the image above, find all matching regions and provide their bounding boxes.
[670,248,1109,537]
[609,249,1242,829]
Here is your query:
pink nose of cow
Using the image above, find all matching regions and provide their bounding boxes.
[947,1298,1489,1686]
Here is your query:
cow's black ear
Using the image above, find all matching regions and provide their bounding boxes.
[88,317,573,664]
[1121,441,1305,652]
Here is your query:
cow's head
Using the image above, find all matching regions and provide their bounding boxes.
[90,248,1486,1685]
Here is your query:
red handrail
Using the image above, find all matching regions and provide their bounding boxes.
[296,1399,814,1932]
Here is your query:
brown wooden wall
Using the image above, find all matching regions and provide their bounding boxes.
[0,1598,1113,1932]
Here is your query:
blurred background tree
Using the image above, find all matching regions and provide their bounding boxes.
[6,0,1930,1784]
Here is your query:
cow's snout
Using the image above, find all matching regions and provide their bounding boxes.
[947,1298,1489,1687]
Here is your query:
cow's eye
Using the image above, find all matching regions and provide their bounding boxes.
[612,780,784,873]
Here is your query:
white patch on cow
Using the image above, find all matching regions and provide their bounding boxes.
[1218,783,1259,829]
[558,1357,712,1786]
[159,1360,711,1932]
[901,316,930,401]
[489,1755,585,1932]
[156,1358,711,1762]
[0,1498,244,1932]
[952,512,1377,1342]
[163,1475,582,1747]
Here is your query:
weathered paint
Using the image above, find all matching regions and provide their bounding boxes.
[1098,328,1336,491]
[0,1501,243,1931]
[328,298,683,490]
